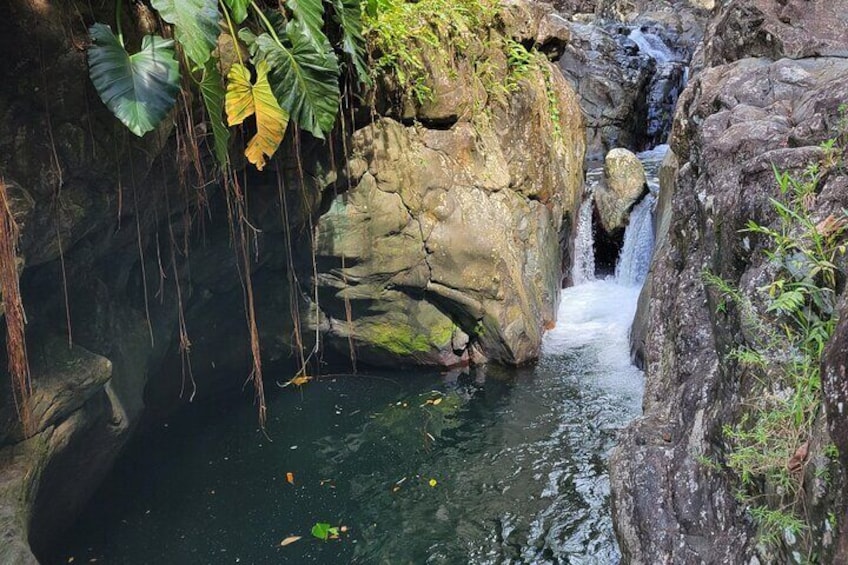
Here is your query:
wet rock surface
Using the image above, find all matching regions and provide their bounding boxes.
[615,0,848,562]
[556,0,708,159]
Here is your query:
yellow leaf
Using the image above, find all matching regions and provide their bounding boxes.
[286,472,295,485]
[225,61,289,170]
[280,536,302,547]
[280,374,313,388]
[290,375,312,387]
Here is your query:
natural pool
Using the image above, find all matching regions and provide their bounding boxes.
[48,281,643,564]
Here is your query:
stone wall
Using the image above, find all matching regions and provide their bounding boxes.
[613,0,848,562]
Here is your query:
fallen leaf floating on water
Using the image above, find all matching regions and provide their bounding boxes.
[286,472,295,485]
[421,397,443,407]
[311,522,341,541]
[280,536,302,547]
[279,375,313,388]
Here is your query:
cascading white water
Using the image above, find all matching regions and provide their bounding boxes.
[535,147,666,562]
[627,28,674,63]
[627,28,686,147]
[572,197,596,284]
[614,193,656,286]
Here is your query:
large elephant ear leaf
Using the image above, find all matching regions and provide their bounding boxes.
[226,61,290,170]
[253,21,340,139]
[87,24,180,137]
[200,60,230,169]
[329,0,370,86]
[151,0,220,66]
[223,0,250,24]
[286,0,326,47]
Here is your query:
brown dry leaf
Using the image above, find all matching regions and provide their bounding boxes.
[286,472,295,485]
[280,536,302,547]
[787,441,810,473]
[803,192,817,211]
[816,215,848,238]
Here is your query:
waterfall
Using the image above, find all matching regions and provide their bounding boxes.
[572,145,666,287]
[614,194,656,286]
[627,29,674,63]
[627,28,686,148]
[572,197,596,284]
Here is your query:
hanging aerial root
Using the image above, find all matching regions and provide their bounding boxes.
[224,172,267,430]
[0,179,34,437]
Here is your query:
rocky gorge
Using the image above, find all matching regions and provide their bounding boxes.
[2,0,848,563]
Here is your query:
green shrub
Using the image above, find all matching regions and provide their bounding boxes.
[704,134,847,558]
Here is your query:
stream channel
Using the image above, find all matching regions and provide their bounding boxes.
[49,147,668,564]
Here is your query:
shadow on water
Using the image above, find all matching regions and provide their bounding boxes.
[47,342,639,564]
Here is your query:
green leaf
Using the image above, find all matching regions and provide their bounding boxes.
[225,61,290,170]
[87,24,180,137]
[311,522,332,540]
[250,20,340,139]
[286,0,326,47]
[151,0,220,66]
[223,0,250,24]
[200,60,230,168]
[329,0,370,85]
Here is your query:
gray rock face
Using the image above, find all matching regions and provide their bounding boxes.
[595,147,648,233]
[558,21,655,159]
[613,0,848,561]
[557,0,704,159]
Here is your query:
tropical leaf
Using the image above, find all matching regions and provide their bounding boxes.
[200,60,230,168]
[248,20,340,139]
[223,0,250,24]
[151,0,220,66]
[226,61,290,170]
[87,24,180,137]
[329,0,370,85]
[286,0,326,47]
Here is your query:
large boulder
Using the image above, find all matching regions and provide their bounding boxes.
[612,0,848,562]
[595,147,648,233]
[309,38,585,367]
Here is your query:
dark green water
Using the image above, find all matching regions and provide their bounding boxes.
[50,282,644,565]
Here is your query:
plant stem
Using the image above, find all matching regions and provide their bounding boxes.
[251,1,285,49]
[115,0,124,47]
[220,0,245,67]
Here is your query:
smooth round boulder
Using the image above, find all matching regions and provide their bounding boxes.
[595,147,648,233]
